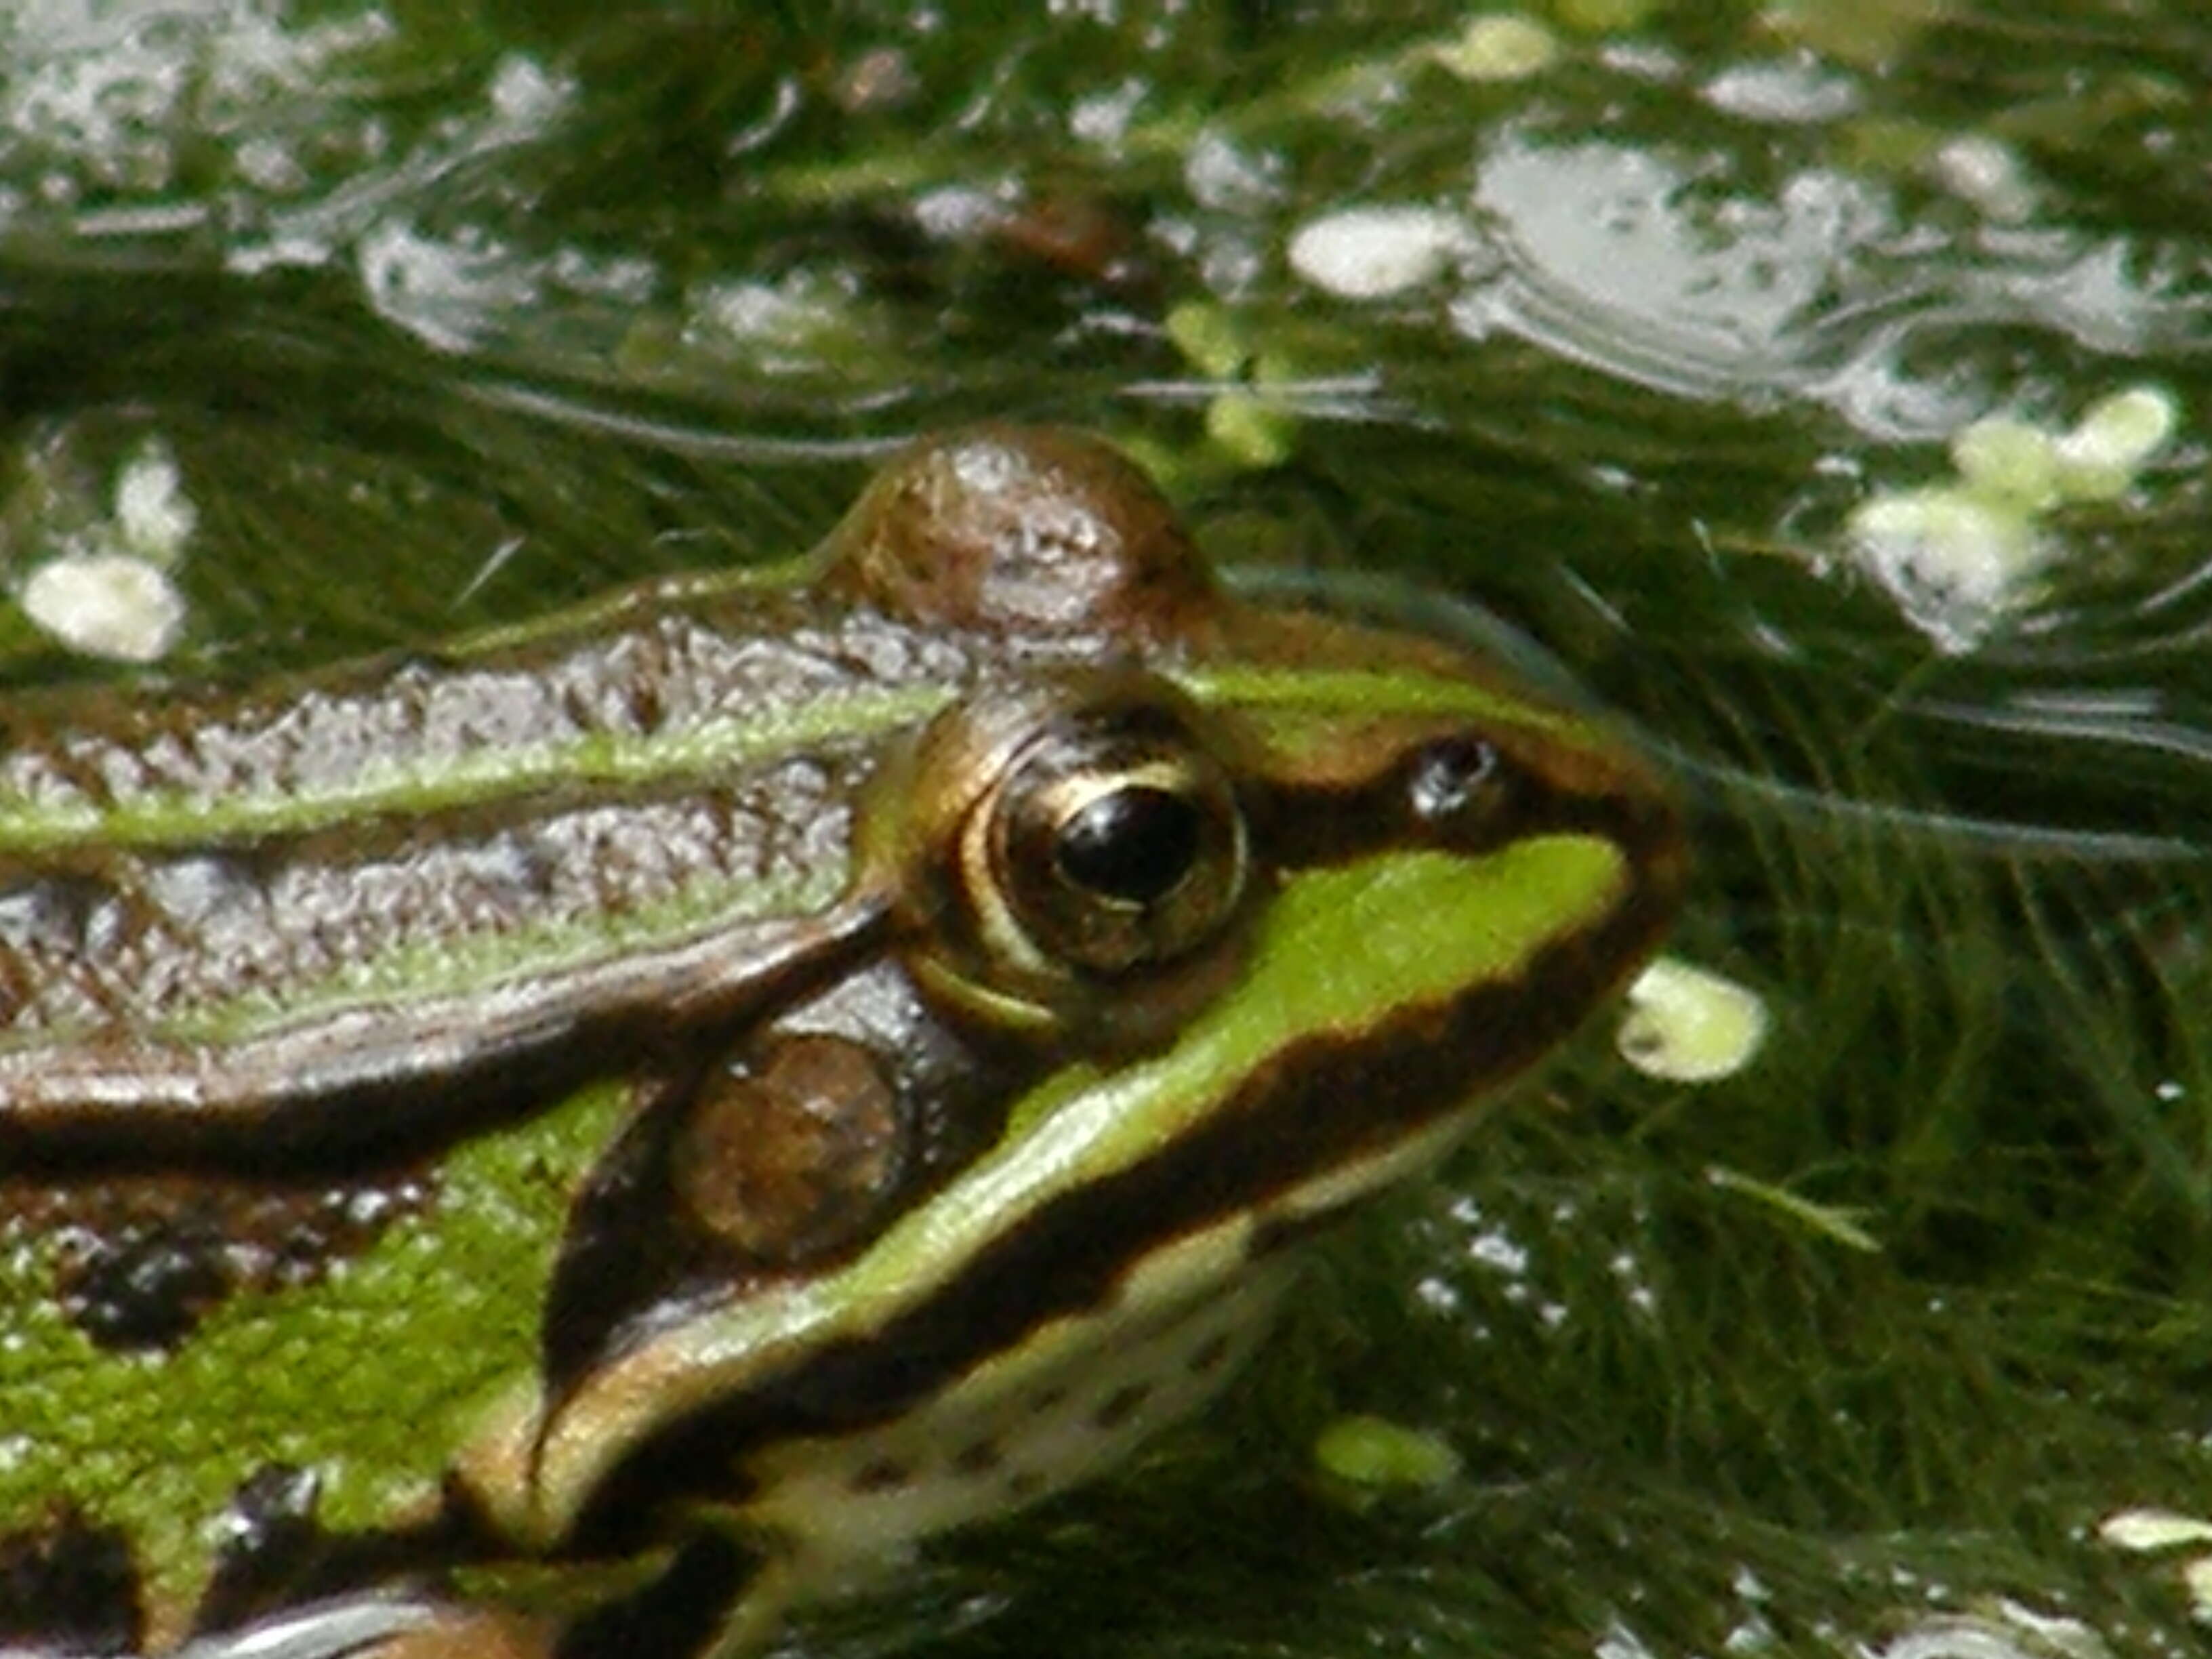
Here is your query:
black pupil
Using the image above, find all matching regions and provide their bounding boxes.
[1055,785,1204,905]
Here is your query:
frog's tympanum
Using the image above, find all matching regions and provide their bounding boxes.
[0,428,1683,1659]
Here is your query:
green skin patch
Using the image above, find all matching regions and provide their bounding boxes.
[0,1079,634,1630]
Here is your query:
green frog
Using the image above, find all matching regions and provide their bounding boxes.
[0,426,1684,1659]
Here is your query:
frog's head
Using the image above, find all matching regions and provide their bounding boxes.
[842,425,1685,1069]
[462,426,1683,1557]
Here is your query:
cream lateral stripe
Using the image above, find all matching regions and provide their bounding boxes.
[522,838,1629,1534]
[0,687,954,854]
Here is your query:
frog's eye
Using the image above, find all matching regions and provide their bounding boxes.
[985,697,1247,976]
[876,670,1256,1042]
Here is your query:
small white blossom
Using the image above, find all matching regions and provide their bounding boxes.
[112,440,197,563]
[1433,14,1561,82]
[1846,485,2043,655]
[1947,417,2059,512]
[1287,205,1469,300]
[22,552,186,663]
[2053,385,2179,502]
[1618,957,1768,1083]
[2097,1507,2212,1553]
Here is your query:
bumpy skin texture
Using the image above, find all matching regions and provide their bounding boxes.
[0,427,1684,1659]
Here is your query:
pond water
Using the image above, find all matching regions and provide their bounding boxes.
[1,4,2207,1657]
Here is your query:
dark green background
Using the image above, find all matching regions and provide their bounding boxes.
[3,4,2207,1655]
